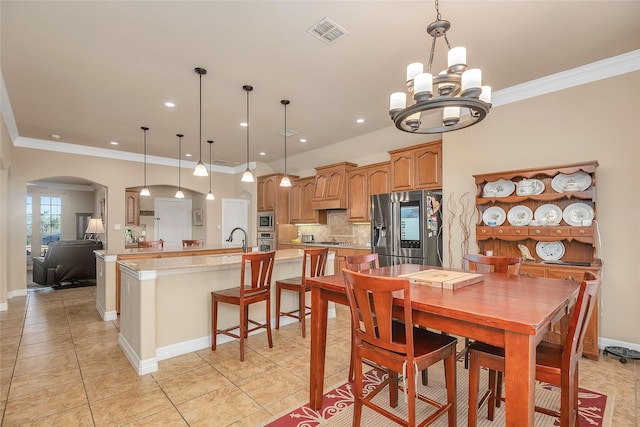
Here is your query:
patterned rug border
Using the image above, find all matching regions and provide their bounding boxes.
[264,367,612,427]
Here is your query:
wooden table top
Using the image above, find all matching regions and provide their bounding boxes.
[307,264,580,337]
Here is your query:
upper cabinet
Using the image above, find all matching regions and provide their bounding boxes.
[257,173,297,225]
[311,162,358,210]
[389,140,442,192]
[347,162,390,223]
[290,176,327,224]
[125,191,140,225]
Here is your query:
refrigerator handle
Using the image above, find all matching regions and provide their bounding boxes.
[390,200,397,255]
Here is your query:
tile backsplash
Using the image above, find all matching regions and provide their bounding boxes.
[297,211,371,246]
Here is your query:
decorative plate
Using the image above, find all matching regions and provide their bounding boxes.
[482,179,515,197]
[516,179,545,196]
[482,206,506,226]
[563,202,595,227]
[536,241,565,261]
[551,171,592,193]
[507,205,533,226]
[534,204,563,225]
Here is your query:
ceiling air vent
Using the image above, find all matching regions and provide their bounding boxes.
[278,129,299,137]
[307,17,348,45]
[211,159,232,166]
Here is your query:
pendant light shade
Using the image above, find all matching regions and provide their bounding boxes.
[206,140,215,201]
[193,67,209,177]
[241,85,255,183]
[175,134,185,198]
[140,126,151,196]
[280,99,291,187]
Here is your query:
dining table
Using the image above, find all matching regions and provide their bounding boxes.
[307,264,581,426]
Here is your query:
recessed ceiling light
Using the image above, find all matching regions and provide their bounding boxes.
[259,152,266,156]
[356,118,365,124]
[240,122,248,127]
[300,138,308,143]
[185,153,192,157]
[164,101,175,108]
[51,134,61,139]
[110,141,118,145]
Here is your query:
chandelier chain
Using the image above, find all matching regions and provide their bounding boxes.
[434,0,441,21]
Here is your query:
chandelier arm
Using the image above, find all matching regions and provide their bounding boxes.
[443,33,452,50]
[428,36,438,73]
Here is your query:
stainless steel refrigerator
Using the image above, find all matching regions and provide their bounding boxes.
[371,190,443,267]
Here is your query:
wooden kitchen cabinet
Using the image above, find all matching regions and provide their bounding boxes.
[312,162,358,210]
[474,161,601,359]
[367,162,390,195]
[389,140,442,192]
[125,191,140,225]
[257,173,297,225]
[347,162,390,223]
[289,177,326,224]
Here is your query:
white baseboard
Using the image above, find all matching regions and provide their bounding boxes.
[155,308,338,362]
[119,333,157,375]
[7,289,28,299]
[95,300,117,321]
[599,337,640,353]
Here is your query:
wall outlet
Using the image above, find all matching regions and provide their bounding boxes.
[114,224,121,230]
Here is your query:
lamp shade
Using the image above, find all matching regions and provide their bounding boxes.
[85,218,105,234]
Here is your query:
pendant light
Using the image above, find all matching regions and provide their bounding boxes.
[241,84,255,183]
[206,140,215,201]
[175,134,185,199]
[193,67,209,177]
[280,99,291,187]
[140,126,151,196]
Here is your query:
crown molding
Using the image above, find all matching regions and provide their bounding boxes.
[13,137,238,175]
[493,49,639,107]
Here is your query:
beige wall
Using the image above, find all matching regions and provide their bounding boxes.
[0,115,12,307]
[443,72,640,345]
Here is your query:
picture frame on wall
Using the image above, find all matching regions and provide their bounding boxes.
[193,208,203,226]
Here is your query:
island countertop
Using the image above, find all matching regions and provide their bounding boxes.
[95,244,245,257]
[118,249,306,272]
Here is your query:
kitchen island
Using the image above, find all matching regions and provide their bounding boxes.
[94,244,246,320]
[117,249,335,374]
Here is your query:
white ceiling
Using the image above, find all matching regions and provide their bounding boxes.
[3,1,639,167]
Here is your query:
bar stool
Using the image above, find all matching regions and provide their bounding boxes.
[211,251,276,361]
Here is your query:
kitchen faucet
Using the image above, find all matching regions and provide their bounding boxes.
[226,227,248,253]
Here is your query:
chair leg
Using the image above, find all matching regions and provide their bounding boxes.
[300,289,306,338]
[467,350,480,427]
[265,298,273,349]
[422,367,429,385]
[275,284,281,330]
[239,304,246,362]
[444,352,457,427]
[389,370,398,408]
[487,369,498,421]
[348,320,356,381]
[407,362,416,427]
[495,371,503,408]
[464,337,470,369]
[211,295,217,351]
[353,353,363,427]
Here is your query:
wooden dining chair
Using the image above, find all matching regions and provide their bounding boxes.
[461,253,522,368]
[467,271,601,427]
[138,239,163,248]
[211,251,276,361]
[275,247,328,338]
[182,239,203,247]
[343,269,458,427]
[344,252,380,381]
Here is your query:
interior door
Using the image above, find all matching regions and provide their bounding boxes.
[221,199,249,247]
[155,198,192,248]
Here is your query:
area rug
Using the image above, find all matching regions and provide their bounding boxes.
[265,365,612,427]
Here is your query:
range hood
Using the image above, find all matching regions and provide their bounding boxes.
[311,162,358,210]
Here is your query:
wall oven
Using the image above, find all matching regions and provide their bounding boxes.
[257,211,275,232]
[257,232,275,252]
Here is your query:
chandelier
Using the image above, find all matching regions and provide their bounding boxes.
[193,67,209,177]
[389,0,491,134]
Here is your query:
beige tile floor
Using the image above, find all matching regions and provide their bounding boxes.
[1,286,638,426]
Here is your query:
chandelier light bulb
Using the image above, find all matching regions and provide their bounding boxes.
[480,86,492,103]
[389,92,407,112]
[406,62,424,82]
[413,73,433,101]
[461,68,482,93]
[448,47,467,69]
[443,107,461,126]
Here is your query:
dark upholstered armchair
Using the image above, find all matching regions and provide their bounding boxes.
[32,240,103,286]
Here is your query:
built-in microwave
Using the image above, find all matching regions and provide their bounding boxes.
[257,211,275,231]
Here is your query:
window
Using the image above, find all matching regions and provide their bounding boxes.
[41,196,62,252]
[26,195,32,257]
